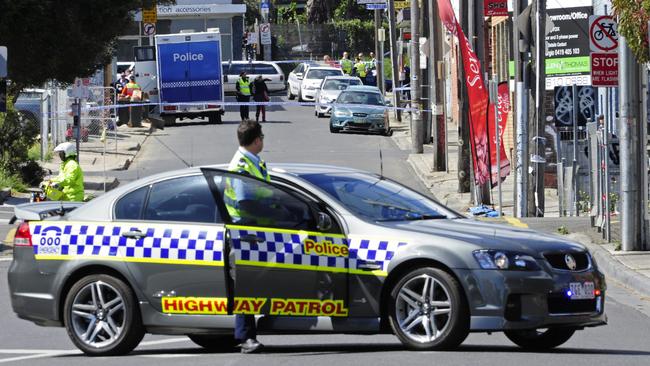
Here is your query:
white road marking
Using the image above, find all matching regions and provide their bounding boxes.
[0,257,12,262]
[0,350,82,364]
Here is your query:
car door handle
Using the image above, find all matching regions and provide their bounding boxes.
[240,234,264,244]
[121,230,146,239]
[357,261,382,271]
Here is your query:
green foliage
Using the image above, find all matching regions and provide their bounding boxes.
[557,226,570,235]
[0,171,27,193]
[28,142,53,162]
[0,98,39,176]
[332,19,376,54]
[0,0,174,90]
[275,1,306,25]
[612,0,650,63]
[333,0,373,22]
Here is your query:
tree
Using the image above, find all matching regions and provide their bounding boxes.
[612,0,650,63]
[0,0,174,93]
[306,0,333,24]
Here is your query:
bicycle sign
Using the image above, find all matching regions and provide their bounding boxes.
[589,15,618,53]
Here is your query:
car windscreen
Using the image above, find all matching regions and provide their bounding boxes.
[336,91,383,105]
[306,69,343,79]
[252,64,279,75]
[323,79,362,90]
[299,173,454,221]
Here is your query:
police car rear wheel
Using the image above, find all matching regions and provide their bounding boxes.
[188,334,238,352]
[504,328,576,350]
[63,274,144,356]
[388,267,469,351]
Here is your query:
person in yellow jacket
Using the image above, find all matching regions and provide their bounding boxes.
[224,120,270,354]
[236,71,252,121]
[339,52,353,75]
[46,142,84,201]
[353,56,368,83]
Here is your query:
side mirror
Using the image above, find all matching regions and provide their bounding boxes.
[317,212,333,232]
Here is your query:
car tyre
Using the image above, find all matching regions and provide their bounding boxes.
[63,274,144,356]
[329,125,340,133]
[388,267,469,351]
[298,91,304,102]
[504,328,576,350]
[317,112,324,118]
[163,116,177,127]
[208,112,222,125]
[287,86,295,100]
[188,334,238,352]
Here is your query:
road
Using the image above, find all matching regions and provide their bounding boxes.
[1,99,650,365]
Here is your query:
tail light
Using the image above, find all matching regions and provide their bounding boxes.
[163,105,177,111]
[14,222,32,247]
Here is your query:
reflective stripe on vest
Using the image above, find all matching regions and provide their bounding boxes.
[225,151,271,221]
[237,78,251,95]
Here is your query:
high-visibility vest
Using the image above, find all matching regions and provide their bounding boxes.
[51,158,84,201]
[340,58,353,74]
[354,62,367,78]
[237,78,251,96]
[224,150,272,223]
[122,82,141,96]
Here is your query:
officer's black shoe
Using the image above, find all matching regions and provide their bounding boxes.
[239,338,264,354]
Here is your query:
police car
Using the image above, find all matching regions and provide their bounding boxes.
[8,164,606,356]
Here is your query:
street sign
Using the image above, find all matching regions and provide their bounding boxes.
[261,2,269,9]
[248,31,258,45]
[0,46,6,78]
[589,15,618,53]
[591,52,618,87]
[356,0,385,4]
[484,0,508,16]
[143,23,156,36]
[366,3,387,10]
[142,7,157,24]
[260,23,272,45]
[394,1,410,10]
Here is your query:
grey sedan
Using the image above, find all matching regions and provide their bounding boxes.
[8,164,606,355]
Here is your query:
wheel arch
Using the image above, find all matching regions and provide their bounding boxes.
[379,258,468,331]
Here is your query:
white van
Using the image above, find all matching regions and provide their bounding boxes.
[222,61,285,94]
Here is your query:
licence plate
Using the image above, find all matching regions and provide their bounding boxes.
[569,281,595,300]
[353,117,366,123]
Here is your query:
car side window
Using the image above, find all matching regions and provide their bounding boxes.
[144,175,221,224]
[212,173,316,231]
[114,186,149,220]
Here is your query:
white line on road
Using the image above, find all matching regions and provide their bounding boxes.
[0,257,13,262]
[0,350,82,364]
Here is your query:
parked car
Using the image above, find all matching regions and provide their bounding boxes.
[286,61,320,100]
[222,61,285,94]
[329,85,390,135]
[8,164,606,355]
[296,67,344,102]
[314,76,363,118]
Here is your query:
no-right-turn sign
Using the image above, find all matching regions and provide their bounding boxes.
[589,15,618,53]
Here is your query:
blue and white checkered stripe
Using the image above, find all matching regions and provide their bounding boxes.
[161,79,221,88]
[31,222,225,264]
[231,228,407,273]
[231,229,348,269]
[348,236,408,272]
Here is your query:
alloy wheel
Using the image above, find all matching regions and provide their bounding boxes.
[70,281,125,348]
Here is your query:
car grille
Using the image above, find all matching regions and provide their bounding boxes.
[543,252,590,271]
[548,295,598,314]
[353,112,367,117]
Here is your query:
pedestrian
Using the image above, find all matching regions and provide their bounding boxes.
[120,75,142,101]
[114,73,129,94]
[367,52,378,86]
[43,142,84,201]
[225,120,269,354]
[340,52,353,75]
[353,56,368,84]
[236,71,252,121]
[252,75,270,122]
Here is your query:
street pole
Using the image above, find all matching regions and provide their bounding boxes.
[619,35,643,251]
[261,3,272,61]
[410,0,423,153]
[374,9,385,95]
[429,0,446,171]
[74,98,81,162]
[387,0,401,122]
[491,77,502,216]
[458,0,472,194]
[513,0,529,217]
[572,84,578,217]
[533,0,546,216]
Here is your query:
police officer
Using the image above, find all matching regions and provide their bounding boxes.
[353,56,368,84]
[236,71,252,121]
[47,142,84,201]
[339,52,353,75]
[225,120,268,353]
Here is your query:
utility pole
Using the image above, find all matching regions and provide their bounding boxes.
[260,0,272,61]
[458,0,472,194]
[619,35,644,251]
[429,0,446,171]
[531,0,546,216]
[374,9,385,95]
[513,0,529,217]
[387,0,401,122]
[410,0,423,153]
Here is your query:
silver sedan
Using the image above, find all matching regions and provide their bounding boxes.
[8,164,606,355]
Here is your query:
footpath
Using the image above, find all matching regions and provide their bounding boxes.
[390,114,650,300]
[0,122,152,253]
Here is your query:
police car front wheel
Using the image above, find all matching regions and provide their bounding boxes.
[63,274,145,356]
[388,267,469,350]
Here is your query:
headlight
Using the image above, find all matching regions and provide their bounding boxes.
[473,250,540,270]
[304,85,317,90]
[334,109,351,117]
[371,113,385,118]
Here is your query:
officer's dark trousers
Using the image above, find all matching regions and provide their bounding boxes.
[234,314,256,341]
[238,95,250,120]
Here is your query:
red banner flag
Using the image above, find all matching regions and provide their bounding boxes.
[437,0,491,185]
[487,82,511,186]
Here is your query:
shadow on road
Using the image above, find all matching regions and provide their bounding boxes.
[456,344,650,356]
